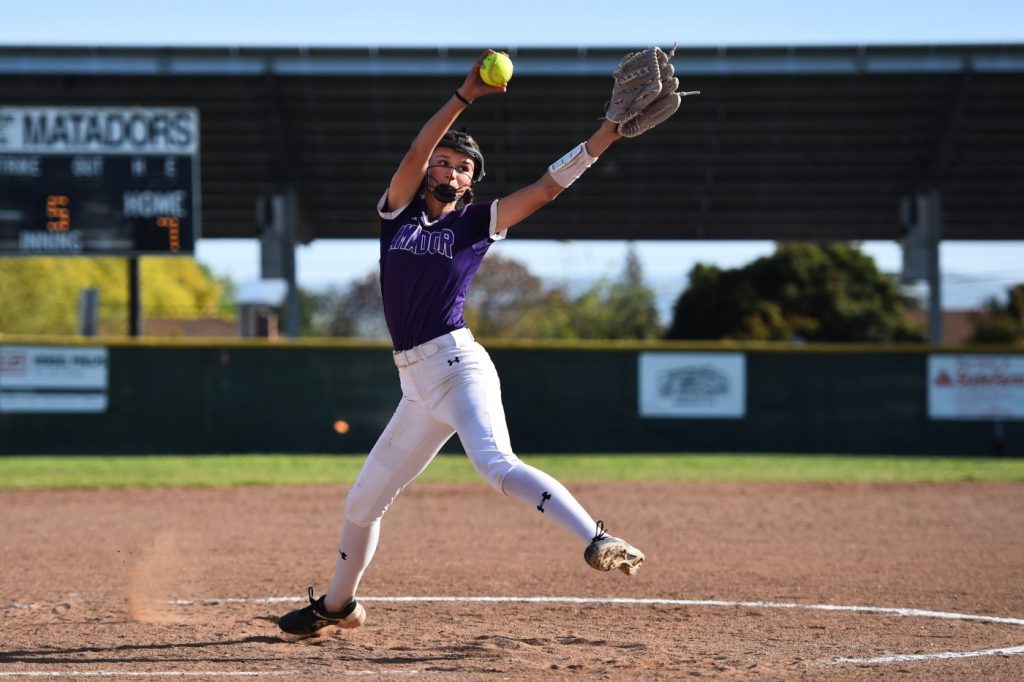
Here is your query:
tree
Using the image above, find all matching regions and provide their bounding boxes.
[304,249,663,341]
[0,256,231,336]
[304,271,387,339]
[566,258,661,340]
[467,247,661,340]
[603,246,662,340]
[306,256,567,339]
[463,254,550,337]
[969,284,1024,344]
[667,242,924,342]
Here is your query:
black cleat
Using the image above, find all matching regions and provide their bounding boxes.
[278,587,366,640]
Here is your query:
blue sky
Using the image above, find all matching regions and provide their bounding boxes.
[4,1,1023,47]
[3,0,1022,316]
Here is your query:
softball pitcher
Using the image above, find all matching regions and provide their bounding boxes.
[279,47,689,639]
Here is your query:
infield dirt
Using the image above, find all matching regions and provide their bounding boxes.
[2,481,1023,679]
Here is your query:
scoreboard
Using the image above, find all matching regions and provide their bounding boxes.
[0,107,199,255]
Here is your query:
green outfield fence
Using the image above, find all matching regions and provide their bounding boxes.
[0,336,1020,456]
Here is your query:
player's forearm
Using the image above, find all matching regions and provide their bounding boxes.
[389,94,470,205]
[584,120,623,157]
[544,121,619,193]
[406,93,470,161]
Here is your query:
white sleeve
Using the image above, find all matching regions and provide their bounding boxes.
[489,200,507,242]
[548,141,598,188]
[377,190,412,220]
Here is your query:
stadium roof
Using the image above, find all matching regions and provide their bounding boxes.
[2,44,1022,242]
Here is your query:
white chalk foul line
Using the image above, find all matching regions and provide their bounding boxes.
[829,644,1024,665]
[0,672,420,678]
[0,673,293,678]
[164,594,1024,627]
[160,594,1024,666]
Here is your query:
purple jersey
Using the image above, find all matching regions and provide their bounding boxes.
[377,191,506,351]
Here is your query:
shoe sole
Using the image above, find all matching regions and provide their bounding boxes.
[618,552,644,576]
[341,602,367,629]
[586,539,645,576]
[278,602,366,641]
[608,546,645,576]
[279,629,320,642]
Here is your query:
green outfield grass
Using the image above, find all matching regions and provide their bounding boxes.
[0,454,1023,489]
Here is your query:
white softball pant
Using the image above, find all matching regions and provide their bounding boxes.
[326,328,597,608]
[344,328,519,525]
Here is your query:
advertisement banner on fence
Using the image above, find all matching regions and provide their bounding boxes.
[0,346,108,413]
[638,352,746,419]
[928,354,1024,420]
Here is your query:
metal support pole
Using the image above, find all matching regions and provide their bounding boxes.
[257,191,299,338]
[923,191,944,345]
[78,288,100,336]
[900,191,944,345]
[282,188,300,338]
[128,257,142,337]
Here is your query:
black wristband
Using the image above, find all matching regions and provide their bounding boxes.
[453,89,472,106]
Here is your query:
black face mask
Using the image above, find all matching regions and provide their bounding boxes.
[431,183,459,204]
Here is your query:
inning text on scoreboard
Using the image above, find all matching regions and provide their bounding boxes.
[0,107,200,255]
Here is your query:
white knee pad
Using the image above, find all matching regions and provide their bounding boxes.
[344,488,382,528]
[468,449,522,493]
[344,453,401,527]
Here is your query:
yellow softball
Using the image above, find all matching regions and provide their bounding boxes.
[480,52,514,87]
